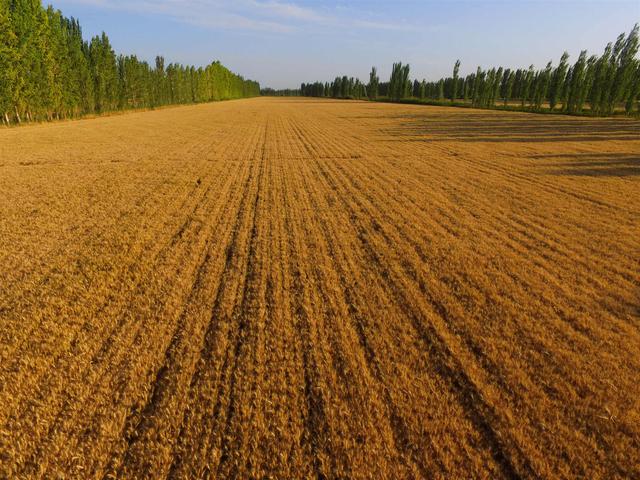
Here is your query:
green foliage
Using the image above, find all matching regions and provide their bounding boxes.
[10,0,53,121]
[452,59,460,102]
[265,26,640,117]
[0,1,259,124]
[607,24,639,114]
[471,67,482,107]
[549,52,569,110]
[0,0,18,123]
[437,78,444,101]
[389,62,410,101]
[625,59,640,114]
[566,51,587,113]
[368,66,379,100]
[532,62,552,110]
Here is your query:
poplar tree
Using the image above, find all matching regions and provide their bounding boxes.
[388,62,410,100]
[499,69,510,103]
[533,62,552,110]
[412,79,419,97]
[0,0,17,124]
[463,75,471,101]
[589,44,611,114]
[451,59,460,102]
[90,33,118,112]
[368,66,379,100]
[521,65,535,107]
[389,62,401,100]
[471,67,482,106]
[504,70,516,106]
[12,0,54,121]
[341,75,349,97]
[566,51,587,113]
[483,68,495,106]
[45,6,68,119]
[331,77,340,98]
[599,33,626,113]
[549,52,569,111]
[625,59,640,114]
[401,64,411,98]
[154,55,167,106]
[64,17,93,115]
[492,67,503,106]
[608,24,639,114]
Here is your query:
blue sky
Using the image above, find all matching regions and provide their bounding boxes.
[50,1,639,89]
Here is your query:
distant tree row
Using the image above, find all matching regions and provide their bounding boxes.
[283,25,640,116]
[0,0,260,125]
[260,87,300,96]
[262,77,369,100]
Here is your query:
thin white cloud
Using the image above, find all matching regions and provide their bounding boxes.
[352,19,417,32]
[251,1,328,22]
[58,0,415,33]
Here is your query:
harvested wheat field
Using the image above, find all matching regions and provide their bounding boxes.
[0,97,639,479]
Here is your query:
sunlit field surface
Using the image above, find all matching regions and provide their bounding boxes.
[1,97,638,479]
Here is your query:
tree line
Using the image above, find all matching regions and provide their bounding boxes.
[0,0,260,125]
[265,25,640,116]
[263,77,368,100]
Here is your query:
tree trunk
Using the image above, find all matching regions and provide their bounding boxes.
[14,106,21,124]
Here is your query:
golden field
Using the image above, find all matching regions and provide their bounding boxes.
[0,97,639,479]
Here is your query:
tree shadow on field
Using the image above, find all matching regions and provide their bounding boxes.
[538,153,640,177]
[380,111,640,143]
